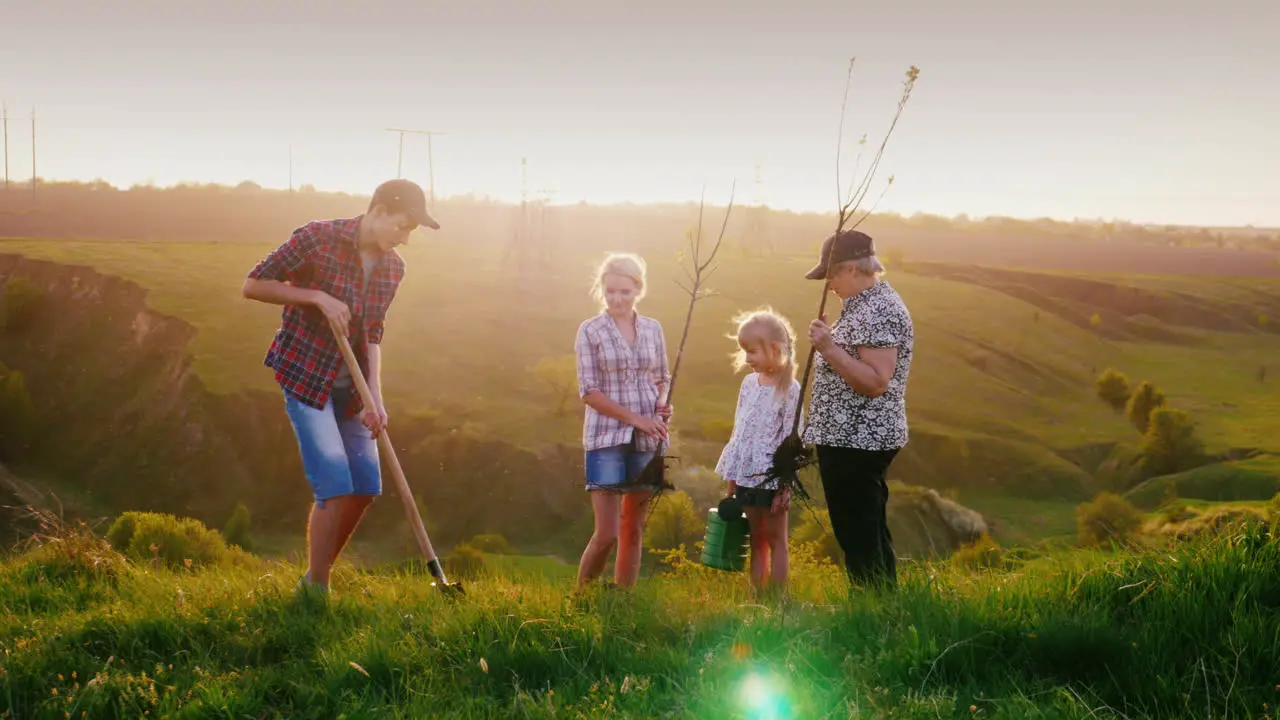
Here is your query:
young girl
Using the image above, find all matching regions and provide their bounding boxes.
[715,308,802,593]
[573,252,673,591]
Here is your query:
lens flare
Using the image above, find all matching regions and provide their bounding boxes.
[738,670,792,719]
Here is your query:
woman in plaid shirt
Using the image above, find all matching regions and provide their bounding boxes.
[573,253,673,591]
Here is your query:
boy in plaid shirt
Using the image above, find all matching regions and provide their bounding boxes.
[242,179,439,595]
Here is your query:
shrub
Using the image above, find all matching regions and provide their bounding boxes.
[880,245,907,271]
[643,491,702,553]
[951,531,1003,570]
[1094,368,1131,412]
[1160,501,1196,525]
[105,511,235,570]
[0,369,37,459]
[12,510,130,586]
[1156,506,1269,540]
[468,533,513,555]
[1,276,44,333]
[448,542,486,579]
[1125,381,1166,434]
[1077,492,1142,546]
[528,355,578,416]
[1156,483,1195,523]
[1140,407,1204,477]
[792,514,843,567]
[222,502,254,552]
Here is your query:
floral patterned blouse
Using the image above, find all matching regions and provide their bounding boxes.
[715,373,803,488]
[802,280,913,451]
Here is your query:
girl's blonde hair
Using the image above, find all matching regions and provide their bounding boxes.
[589,252,647,307]
[729,307,798,403]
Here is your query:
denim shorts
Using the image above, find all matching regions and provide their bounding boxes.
[584,442,656,492]
[283,387,381,508]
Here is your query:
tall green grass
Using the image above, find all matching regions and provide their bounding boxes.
[1,521,1277,718]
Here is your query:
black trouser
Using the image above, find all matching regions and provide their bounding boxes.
[816,445,900,588]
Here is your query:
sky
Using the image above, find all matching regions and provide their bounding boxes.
[2,0,1277,227]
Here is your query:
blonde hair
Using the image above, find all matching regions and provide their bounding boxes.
[729,307,798,403]
[589,252,647,308]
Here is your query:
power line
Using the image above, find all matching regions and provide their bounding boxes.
[385,127,445,208]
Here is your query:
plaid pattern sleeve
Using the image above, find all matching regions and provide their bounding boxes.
[247,224,316,284]
[574,313,670,453]
[575,320,603,397]
[246,217,405,414]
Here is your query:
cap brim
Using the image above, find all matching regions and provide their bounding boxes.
[414,209,441,231]
[804,263,827,280]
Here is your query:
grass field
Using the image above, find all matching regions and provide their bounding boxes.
[1,517,1277,718]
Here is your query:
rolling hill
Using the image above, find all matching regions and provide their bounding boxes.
[3,218,1278,550]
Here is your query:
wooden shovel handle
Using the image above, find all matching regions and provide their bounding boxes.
[328,319,440,564]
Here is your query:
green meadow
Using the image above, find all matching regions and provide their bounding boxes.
[1,512,1277,719]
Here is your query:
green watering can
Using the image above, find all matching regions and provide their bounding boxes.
[700,495,750,572]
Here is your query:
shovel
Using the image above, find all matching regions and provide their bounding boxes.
[328,319,464,597]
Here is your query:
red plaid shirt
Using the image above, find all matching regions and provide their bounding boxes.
[247,216,405,415]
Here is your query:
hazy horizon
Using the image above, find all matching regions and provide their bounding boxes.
[3,0,1277,228]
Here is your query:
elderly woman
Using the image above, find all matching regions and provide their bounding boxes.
[802,229,914,589]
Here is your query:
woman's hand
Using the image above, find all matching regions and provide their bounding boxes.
[657,403,674,421]
[808,314,836,354]
[631,414,669,442]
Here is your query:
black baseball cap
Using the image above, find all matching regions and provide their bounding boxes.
[369,179,440,230]
[804,229,876,280]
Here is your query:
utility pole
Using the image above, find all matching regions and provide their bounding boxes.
[30,106,36,203]
[536,185,557,267]
[385,127,445,208]
[2,102,8,190]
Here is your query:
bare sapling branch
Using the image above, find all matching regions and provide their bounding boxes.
[625,183,738,496]
[665,182,736,405]
[840,64,920,231]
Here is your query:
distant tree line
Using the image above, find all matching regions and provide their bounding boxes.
[4,179,1277,255]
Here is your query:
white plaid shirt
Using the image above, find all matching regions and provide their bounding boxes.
[575,312,671,452]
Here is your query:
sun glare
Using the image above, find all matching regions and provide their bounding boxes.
[739,670,792,719]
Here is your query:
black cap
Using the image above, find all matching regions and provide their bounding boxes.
[804,229,875,280]
[370,179,440,230]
